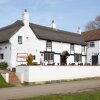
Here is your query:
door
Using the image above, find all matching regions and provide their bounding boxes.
[92,55,98,65]
[60,55,66,65]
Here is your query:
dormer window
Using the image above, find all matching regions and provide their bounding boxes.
[70,44,74,51]
[18,36,22,44]
[46,40,52,51]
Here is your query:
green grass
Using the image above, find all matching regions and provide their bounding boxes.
[16,90,100,100]
[0,75,14,88]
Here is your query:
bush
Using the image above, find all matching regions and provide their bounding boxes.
[0,62,8,69]
[27,53,33,65]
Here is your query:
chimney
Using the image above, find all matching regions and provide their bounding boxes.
[77,27,81,34]
[51,20,56,29]
[22,9,29,26]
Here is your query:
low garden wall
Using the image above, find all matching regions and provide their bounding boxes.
[1,73,9,83]
[16,66,100,83]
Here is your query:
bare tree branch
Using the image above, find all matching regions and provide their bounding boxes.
[85,15,100,31]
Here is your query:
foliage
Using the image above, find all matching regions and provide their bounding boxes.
[16,90,100,100]
[85,15,100,31]
[27,53,33,65]
[0,62,8,69]
[0,75,14,88]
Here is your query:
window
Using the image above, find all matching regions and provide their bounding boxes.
[0,54,4,60]
[74,54,82,62]
[44,53,54,61]
[82,46,85,52]
[46,41,52,50]
[18,36,22,44]
[70,44,74,51]
[89,42,95,47]
[33,55,35,60]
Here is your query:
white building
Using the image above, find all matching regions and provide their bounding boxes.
[82,29,100,65]
[0,10,86,69]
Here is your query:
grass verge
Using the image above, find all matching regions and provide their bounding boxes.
[0,75,14,88]
[15,90,100,100]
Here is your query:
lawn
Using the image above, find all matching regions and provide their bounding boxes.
[17,90,100,100]
[0,75,14,88]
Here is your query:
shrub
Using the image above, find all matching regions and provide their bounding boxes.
[27,53,33,65]
[0,62,8,69]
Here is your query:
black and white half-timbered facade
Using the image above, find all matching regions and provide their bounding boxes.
[0,10,86,69]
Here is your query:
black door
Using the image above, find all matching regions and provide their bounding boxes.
[92,55,98,65]
[60,55,66,65]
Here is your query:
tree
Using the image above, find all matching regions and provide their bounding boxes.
[27,53,33,65]
[85,15,100,31]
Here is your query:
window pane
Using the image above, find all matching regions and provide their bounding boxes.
[70,44,74,51]
[51,53,54,60]
[74,54,82,62]
[90,42,95,47]
[46,41,52,49]
[45,53,48,60]
[44,53,54,61]
[33,55,35,60]
[48,53,50,60]
[0,54,4,59]
[18,36,22,44]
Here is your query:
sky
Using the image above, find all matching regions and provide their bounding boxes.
[0,0,100,32]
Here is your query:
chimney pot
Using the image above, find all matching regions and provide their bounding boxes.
[51,20,56,29]
[77,27,81,34]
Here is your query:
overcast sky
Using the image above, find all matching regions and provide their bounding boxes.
[0,0,100,32]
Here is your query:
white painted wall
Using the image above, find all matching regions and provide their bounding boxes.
[0,43,11,67]
[10,25,41,68]
[16,66,100,83]
[16,72,24,83]
[54,55,60,65]
[1,73,9,83]
[86,41,100,65]
[0,10,86,69]
[16,66,29,82]
[9,24,86,68]
[52,42,70,53]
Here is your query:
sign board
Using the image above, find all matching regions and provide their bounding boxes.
[17,53,28,62]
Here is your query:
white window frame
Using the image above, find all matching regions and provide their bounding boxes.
[89,41,95,47]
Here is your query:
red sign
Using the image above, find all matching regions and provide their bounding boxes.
[17,53,28,62]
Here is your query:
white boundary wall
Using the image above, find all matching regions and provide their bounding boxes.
[16,66,100,83]
[1,73,9,83]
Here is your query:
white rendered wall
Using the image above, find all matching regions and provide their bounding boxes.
[86,41,100,65]
[54,54,60,65]
[9,23,86,68]
[0,43,11,67]
[52,42,70,53]
[75,45,81,53]
[1,73,9,83]
[16,66,29,82]
[67,55,74,64]
[10,25,41,68]
[16,66,100,83]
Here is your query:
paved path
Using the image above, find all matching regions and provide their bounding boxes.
[0,78,100,100]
